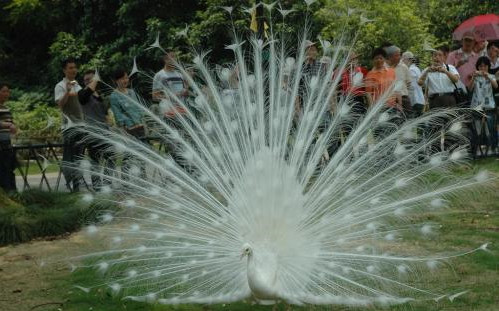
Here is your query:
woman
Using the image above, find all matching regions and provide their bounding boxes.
[418,47,460,109]
[469,56,498,155]
[365,47,399,111]
[0,82,17,192]
[109,68,147,180]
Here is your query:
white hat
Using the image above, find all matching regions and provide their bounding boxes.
[401,51,415,60]
[319,56,332,64]
[305,40,316,48]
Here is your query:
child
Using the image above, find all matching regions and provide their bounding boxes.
[469,56,498,154]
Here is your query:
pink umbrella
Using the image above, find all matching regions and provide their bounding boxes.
[452,14,499,41]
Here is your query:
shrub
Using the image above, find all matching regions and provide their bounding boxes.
[6,90,61,142]
[0,190,115,246]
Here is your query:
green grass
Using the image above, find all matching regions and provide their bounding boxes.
[0,190,115,245]
[16,160,61,175]
[35,159,499,310]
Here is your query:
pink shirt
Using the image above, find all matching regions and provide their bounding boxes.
[446,48,478,88]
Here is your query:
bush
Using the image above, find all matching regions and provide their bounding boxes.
[6,90,61,142]
[0,190,115,246]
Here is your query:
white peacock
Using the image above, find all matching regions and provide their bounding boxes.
[62,1,493,308]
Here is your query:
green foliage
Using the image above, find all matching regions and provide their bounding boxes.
[0,0,497,89]
[6,91,61,142]
[317,0,436,67]
[427,0,499,45]
[0,190,115,246]
[49,32,90,63]
[49,32,91,79]
[4,0,43,25]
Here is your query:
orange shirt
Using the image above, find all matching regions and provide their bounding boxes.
[365,67,397,108]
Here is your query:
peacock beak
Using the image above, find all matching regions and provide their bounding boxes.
[240,252,246,261]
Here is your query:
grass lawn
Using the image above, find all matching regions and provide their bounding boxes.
[15,160,61,176]
[1,158,498,311]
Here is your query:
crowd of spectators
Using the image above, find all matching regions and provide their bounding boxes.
[0,31,498,193]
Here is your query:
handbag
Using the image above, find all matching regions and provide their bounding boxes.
[126,124,145,138]
[445,64,469,107]
[120,103,146,138]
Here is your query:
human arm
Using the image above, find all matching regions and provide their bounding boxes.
[78,79,98,104]
[109,93,132,128]
[152,72,165,101]
[0,121,16,134]
[417,68,428,86]
[364,73,376,106]
[438,65,459,83]
[404,67,413,92]
[487,74,498,89]
[468,76,476,91]
[55,83,74,108]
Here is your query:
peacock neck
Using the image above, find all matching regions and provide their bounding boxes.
[246,252,279,300]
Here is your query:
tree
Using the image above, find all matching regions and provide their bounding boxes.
[317,0,436,67]
[426,0,499,47]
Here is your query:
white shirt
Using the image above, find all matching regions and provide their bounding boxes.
[54,77,82,103]
[408,64,424,105]
[471,74,496,109]
[393,62,411,96]
[489,57,499,70]
[421,64,460,95]
[152,69,185,94]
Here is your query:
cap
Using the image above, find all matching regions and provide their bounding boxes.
[401,51,415,60]
[462,31,475,40]
[319,56,332,64]
[305,40,316,48]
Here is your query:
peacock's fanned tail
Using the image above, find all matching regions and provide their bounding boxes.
[57,3,494,307]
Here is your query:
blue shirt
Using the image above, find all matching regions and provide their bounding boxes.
[109,89,144,128]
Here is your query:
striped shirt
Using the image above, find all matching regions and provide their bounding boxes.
[0,106,13,142]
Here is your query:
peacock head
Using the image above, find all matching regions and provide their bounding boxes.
[240,243,253,260]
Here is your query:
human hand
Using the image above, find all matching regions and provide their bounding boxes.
[66,81,78,96]
[456,59,468,67]
[88,79,98,91]
[9,123,16,134]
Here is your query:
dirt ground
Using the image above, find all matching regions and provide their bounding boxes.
[0,232,89,311]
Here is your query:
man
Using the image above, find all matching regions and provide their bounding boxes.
[152,51,189,118]
[297,41,321,114]
[402,51,425,118]
[418,47,460,109]
[54,58,85,192]
[365,48,399,110]
[447,31,479,89]
[0,81,16,192]
[385,45,412,116]
[486,42,499,74]
[152,51,190,166]
[79,69,114,190]
[302,40,321,77]
[335,52,368,115]
[473,39,488,57]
